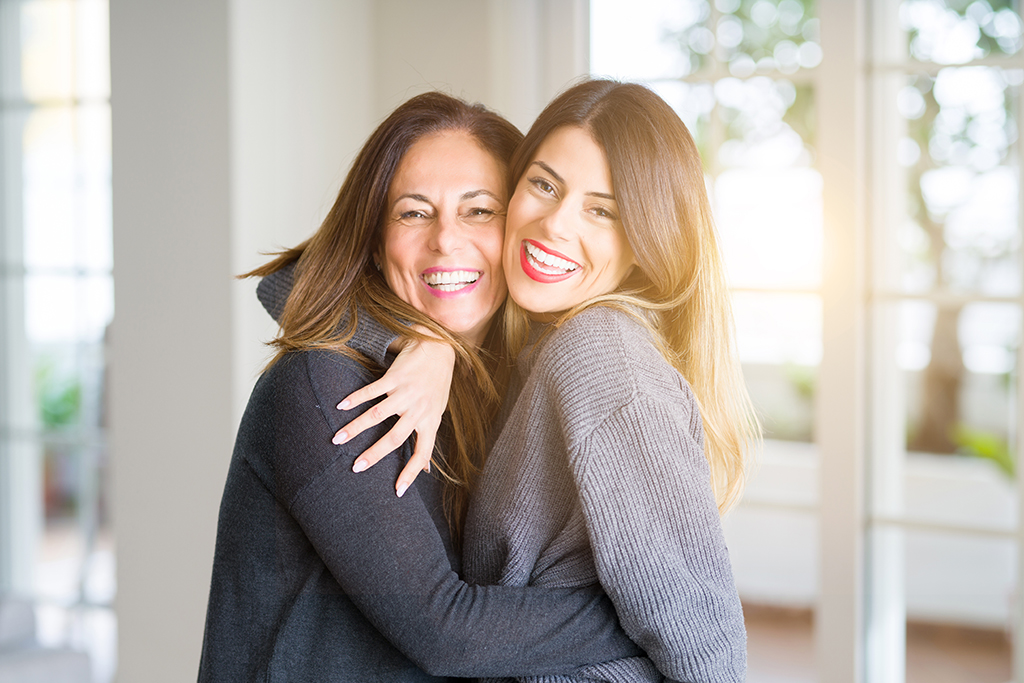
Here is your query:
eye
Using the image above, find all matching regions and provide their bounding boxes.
[400,209,431,220]
[529,177,556,196]
[590,205,618,221]
[462,206,502,224]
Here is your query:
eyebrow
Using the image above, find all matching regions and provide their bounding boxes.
[394,193,431,204]
[393,190,502,204]
[530,160,616,202]
[461,189,502,202]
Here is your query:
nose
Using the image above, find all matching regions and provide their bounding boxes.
[538,199,573,242]
[427,212,462,254]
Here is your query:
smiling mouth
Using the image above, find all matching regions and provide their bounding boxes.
[422,270,481,292]
[523,241,579,275]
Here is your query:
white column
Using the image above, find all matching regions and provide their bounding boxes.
[110,2,235,680]
[816,0,869,682]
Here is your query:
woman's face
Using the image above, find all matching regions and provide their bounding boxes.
[502,126,637,320]
[377,130,508,345]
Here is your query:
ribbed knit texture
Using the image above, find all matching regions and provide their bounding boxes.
[463,307,746,683]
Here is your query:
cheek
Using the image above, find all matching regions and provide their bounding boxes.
[480,227,505,268]
[504,192,530,239]
[379,232,421,290]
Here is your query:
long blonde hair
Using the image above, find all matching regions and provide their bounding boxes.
[244,92,522,537]
[505,79,760,512]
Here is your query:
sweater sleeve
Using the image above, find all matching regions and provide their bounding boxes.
[255,262,397,366]
[546,309,746,683]
[570,396,746,683]
[275,350,641,678]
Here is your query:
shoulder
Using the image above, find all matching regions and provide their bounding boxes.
[255,348,376,413]
[238,349,391,503]
[536,306,687,399]
[548,305,652,356]
[529,305,700,434]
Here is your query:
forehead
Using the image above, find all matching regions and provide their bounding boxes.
[390,130,506,199]
[530,126,612,191]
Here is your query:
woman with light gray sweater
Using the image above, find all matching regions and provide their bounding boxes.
[335,80,761,682]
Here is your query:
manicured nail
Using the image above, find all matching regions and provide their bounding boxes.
[337,399,350,410]
[333,431,348,445]
[352,459,368,473]
[396,482,409,498]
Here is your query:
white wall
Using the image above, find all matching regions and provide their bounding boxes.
[109,2,588,681]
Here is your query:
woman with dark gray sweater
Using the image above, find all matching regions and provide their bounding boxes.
[341,80,761,682]
[198,92,641,682]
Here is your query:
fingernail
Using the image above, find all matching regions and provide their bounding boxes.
[396,482,409,498]
[333,431,348,445]
[352,459,368,473]
[337,399,350,410]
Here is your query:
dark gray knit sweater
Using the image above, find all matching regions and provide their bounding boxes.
[463,306,746,683]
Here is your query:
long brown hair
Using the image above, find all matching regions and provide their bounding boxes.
[504,79,760,512]
[245,92,522,536]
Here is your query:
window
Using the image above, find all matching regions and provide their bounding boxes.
[0,1,114,680]
[592,0,1020,680]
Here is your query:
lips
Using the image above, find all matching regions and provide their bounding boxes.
[519,240,580,284]
[420,267,483,298]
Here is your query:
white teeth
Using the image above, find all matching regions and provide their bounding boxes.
[525,242,578,272]
[422,270,481,290]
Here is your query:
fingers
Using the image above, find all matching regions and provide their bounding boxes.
[334,394,401,445]
[337,376,393,411]
[395,433,436,497]
[349,414,417,473]
[395,456,428,498]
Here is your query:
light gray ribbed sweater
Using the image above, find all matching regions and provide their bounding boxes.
[463,306,746,683]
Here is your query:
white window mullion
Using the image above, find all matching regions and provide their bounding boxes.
[817,0,869,681]
[865,1,909,680]
[1014,50,1024,683]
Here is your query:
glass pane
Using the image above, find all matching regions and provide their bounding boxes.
[896,300,1019,460]
[905,531,1014,682]
[75,0,110,100]
[19,0,108,102]
[734,292,821,441]
[869,297,1019,680]
[714,76,816,168]
[647,80,715,154]
[591,0,712,79]
[23,103,112,273]
[716,165,821,289]
[882,67,1020,296]
[724,503,818,682]
[591,0,821,80]
[716,0,821,76]
[21,0,75,102]
[2,2,114,680]
[902,0,1023,63]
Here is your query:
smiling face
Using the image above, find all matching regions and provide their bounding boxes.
[503,126,637,319]
[377,130,508,345]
